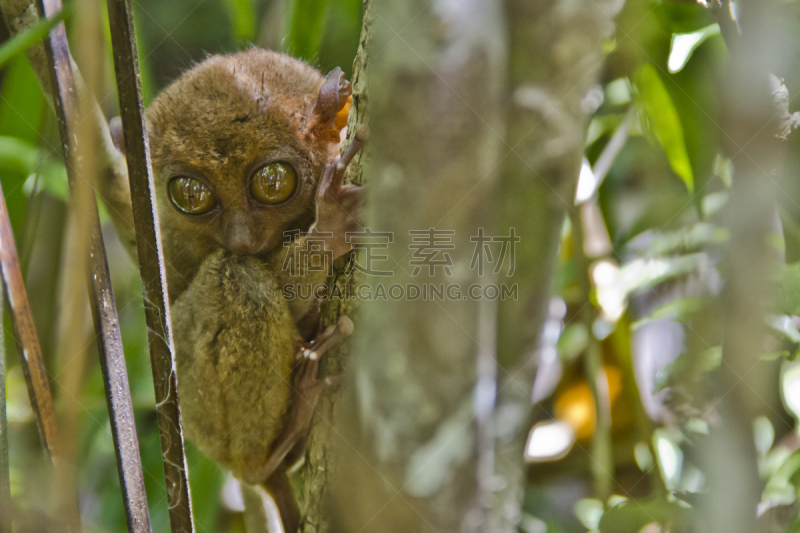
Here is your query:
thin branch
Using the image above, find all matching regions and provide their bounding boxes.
[707,0,741,47]
[570,210,614,500]
[0,0,154,530]
[104,0,195,530]
[0,180,81,531]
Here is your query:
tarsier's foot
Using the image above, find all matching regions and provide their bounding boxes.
[255,316,354,483]
[309,124,369,259]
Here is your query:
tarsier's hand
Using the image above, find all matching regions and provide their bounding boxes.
[309,125,369,259]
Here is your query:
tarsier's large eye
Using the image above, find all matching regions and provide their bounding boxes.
[250,162,297,205]
[168,176,217,215]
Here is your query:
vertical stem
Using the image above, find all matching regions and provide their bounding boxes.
[32,0,153,530]
[0,178,81,531]
[104,0,195,529]
[570,212,613,500]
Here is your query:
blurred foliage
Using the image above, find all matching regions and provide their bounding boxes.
[1,0,800,532]
[524,1,800,532]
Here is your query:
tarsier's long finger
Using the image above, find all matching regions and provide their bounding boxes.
[333,124,370,186]
[317,159,339,196]
[301,316,355,361]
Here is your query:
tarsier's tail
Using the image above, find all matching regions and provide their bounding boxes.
[264,469,300,533]
[242,470,299,533]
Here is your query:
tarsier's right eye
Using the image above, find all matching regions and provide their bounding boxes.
[168,176,217,215]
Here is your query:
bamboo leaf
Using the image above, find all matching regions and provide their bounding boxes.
[636,63,695,193]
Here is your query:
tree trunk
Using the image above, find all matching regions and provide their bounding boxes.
[298,0,623,531]
[330,0,507,531]
[296,1,372,532]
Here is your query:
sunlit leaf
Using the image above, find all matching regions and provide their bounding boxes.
[763,448,800,505]
[605,78,632,107]
[636,64,695,193]
[668,24,721,74]
[653,429,684,490]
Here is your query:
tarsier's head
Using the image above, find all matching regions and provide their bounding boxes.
[114,48,350,282]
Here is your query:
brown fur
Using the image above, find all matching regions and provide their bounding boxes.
[171,251,296,481]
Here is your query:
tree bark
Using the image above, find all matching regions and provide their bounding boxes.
[296,2,372,532]
[302,1,623,531]
[330,0,507,531]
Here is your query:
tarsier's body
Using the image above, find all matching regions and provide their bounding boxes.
[105,48,363,531]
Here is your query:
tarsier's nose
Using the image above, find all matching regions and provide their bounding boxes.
[223,212,262,256]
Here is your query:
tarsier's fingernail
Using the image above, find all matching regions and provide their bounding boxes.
[337,316,355,336]
[336,160,346,173]
[354,124,369,143]
[309,351,318,361]
[303,349,312,359]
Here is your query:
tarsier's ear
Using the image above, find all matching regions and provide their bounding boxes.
[304,67,352,142]
[110,116,125,156]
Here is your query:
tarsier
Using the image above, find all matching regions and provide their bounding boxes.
[104,48,365,532]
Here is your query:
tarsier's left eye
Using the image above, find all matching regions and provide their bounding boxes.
[250,162,297,205]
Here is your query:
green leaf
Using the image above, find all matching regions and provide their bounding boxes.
[0,136,39,174]
[636,64,695,193]
[0,6,70,69]
[599,497,692,533]
[632,296,708,331]
[626,222,728,257]
[614,254,705,299]
[557,323,589,362]
[586,113,625,147]
[283,0,331,61]
[0,57,46,143]
[654,346,721,392]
